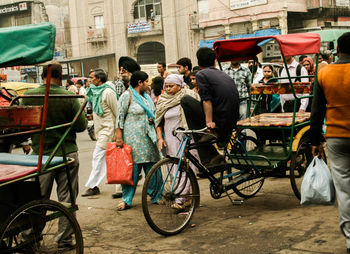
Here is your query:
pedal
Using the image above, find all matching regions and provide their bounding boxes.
[231,199,244,206]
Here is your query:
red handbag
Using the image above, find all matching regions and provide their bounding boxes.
[105,142,134,185]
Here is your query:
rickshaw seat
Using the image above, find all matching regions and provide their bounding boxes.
[0,164,37,183]
[237,112,311,127]
[0,153,65,167]
[250,82,312,95]
[0,106,42,128]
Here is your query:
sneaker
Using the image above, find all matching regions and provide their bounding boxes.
[111,192,122,199]
[81,186,100,197]
[58,242,75,252]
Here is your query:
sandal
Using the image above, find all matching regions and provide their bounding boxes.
[171,203,185,210]
[117,201,130,211]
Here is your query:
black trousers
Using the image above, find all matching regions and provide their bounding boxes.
[180,95,219,163]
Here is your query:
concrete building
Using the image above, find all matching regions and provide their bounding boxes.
[67,0,198,79]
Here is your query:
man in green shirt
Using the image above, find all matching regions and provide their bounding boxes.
[22,61,87,251]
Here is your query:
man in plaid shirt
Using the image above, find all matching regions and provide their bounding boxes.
[224,61,251,119]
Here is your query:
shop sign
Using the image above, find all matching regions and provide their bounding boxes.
[0,2,30,15]
[230,0,267,10]
[336,0,349,6]
[128,22,150,34]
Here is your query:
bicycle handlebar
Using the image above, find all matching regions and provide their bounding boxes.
[173,127,218,139]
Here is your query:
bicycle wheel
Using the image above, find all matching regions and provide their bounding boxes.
[290,137,313,200]
[142,158,200,236]
[0,199,83,253]
[231,136,265,198]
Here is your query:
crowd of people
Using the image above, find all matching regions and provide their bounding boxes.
[18,32,350,252]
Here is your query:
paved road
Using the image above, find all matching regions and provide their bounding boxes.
[74,131,346,254]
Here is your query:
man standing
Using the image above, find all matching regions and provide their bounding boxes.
[279,55,309,112]
[157,62,171,79]
[181,47,239,165]
[23,61,87,250]
[176,57,193,88]
[114,56,141,98]
[224,61,251,119]
[66,79,78,94]
[311,32,350,253]
[82,69,118,196]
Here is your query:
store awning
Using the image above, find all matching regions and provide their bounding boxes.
[58,53,115,63]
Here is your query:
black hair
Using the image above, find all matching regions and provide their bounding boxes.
[338,32,350,55]
[41,61,62,80]
[66,79,74,86]
[196,47,216,68]
[93,69,107,83]
[176,57,192,71]
[263,65,274,72]
[298,55,307,62]
[130,71,148,88]
[158,62,166,68]
[189,70,198,77]
[77,80,83,85]
[192,66,200,71]
[152,76,164,96]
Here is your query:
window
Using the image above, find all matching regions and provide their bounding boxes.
[15,13,31,26]
[94,15,104,29]
[133,0,161,21]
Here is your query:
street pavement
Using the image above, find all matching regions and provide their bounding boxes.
[70,131,347,254]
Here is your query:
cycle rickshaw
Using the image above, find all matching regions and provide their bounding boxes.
[141,33,321,236]
[0,23,85,253]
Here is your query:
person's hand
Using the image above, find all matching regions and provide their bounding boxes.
[206,122,216,129]
[157,138,166,151]
[298,109,305,113]
[115,139,124,148]
[312,145,326,161]
[149,118,154,126]
[22,145,31,154]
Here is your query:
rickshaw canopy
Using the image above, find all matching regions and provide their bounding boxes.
[213,33,321,62]
[0,22,56,67]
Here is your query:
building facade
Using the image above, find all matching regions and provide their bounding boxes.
[68,0,198,79]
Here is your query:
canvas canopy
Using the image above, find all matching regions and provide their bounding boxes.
[213,33,321,62]
[0,22,56,67]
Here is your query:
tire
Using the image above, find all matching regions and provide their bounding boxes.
[231,135,265,198]
[0,199,83,253]
[142,158,200,236]
[290,137,313,200]
[88,124,96,141]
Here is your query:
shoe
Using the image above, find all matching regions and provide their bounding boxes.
[112,192,122,199]
[58,243,75,252]
[81,186,100,197]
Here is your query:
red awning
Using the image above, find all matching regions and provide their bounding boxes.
[213,33,321,62]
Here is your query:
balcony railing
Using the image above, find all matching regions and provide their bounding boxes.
[87,28,107,43]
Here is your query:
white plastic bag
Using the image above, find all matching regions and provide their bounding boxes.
[300,156,335,205]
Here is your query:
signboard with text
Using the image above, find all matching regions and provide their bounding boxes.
[0,2,30,15]
[336,0,349,6]
[230,0,267,10]
[128,22,151,34]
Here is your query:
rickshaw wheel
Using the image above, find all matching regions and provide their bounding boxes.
[0,199,83,253]
[290,137,313,200]
[142,158,200,236]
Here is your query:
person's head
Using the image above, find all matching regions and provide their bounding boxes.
[337,32,350,56]
[157,62,166,74]
[164,74,185,95]
[119,56,141,84]
[42,61,62,84]
[284,55,294,64]
[263,65,274,80]
[192,66,200,72]
[248,60,254,68]
[176,57,192,75]
[152,76,164,96]
[301,57,315,74]
[298,55,307,63]
[196,47,216,68]
[320,50,333,64]
[230,61,240,68]
[85,78,91,88]
[76,79,83,89]
[248,59,259,73]
[89,69,107,86]
[66,79,74,87]
[130,71,149,92]
[189,71,198,87]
